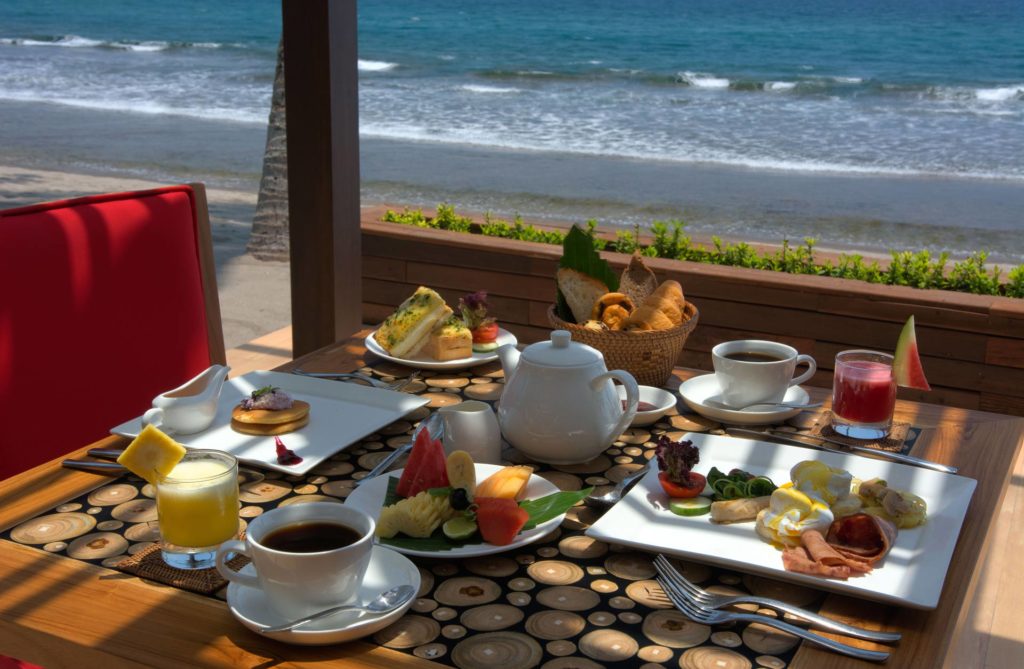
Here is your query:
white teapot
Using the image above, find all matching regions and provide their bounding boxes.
[496,330,639,464]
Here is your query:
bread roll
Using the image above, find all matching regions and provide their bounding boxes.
[590,292,635,331]
[624,280,687,331]
[619,252,658,307]
[557,268,608,323]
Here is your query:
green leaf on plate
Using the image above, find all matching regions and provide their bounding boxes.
[555,225,619,321]
[519,487,594,530]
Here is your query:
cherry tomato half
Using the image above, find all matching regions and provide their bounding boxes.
[658,471,707,499]
[472,322,499,343]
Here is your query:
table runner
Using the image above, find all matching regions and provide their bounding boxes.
[3,362,918,669]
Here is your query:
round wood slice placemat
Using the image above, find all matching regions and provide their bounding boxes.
[2,362,921,668]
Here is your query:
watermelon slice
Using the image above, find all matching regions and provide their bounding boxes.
[396,429,449,497]
[893,315,931,391]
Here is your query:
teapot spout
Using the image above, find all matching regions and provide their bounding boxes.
[497,343,520,383]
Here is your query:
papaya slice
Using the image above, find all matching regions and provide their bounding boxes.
[475,465,532,500]
[893,315,931,391]
[475,497,529,546]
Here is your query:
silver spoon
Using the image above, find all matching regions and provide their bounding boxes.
[585,460,651,509]
[705,399,823,412]
[260,584,416,634]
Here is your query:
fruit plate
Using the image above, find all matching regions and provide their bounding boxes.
[345,463,562,558]
[364,328,518,370]
[585,432,976,610]
[110,371,429,476]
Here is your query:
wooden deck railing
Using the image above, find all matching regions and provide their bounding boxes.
[360,216,1024,416]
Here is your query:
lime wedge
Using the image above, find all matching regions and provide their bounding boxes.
[669,496,712,517]
[442,515,478,540]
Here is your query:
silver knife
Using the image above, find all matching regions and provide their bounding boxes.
[61,460,127,473]
[725,427,958,474]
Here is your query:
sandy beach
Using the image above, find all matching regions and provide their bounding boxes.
[0,163,290,351]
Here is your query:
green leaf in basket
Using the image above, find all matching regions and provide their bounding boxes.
[556,225,619,321]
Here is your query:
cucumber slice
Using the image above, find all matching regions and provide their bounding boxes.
[442,515,479,540]
[669,496,712,517]
[472,341,499,352]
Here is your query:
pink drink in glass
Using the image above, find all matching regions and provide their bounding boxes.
[832,350,896,439]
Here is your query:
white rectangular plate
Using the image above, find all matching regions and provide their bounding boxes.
[586,432,976,609]
[111,371,429,476]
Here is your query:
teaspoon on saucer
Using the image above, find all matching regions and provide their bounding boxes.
[260,584,416,634]
[704,399,822,412]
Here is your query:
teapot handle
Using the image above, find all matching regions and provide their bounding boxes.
[590,370,639,447]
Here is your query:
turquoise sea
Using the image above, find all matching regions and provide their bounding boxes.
[1,0,1023,258]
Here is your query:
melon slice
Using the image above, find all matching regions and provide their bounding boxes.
[893,315,931,390]
[116,424,187,485]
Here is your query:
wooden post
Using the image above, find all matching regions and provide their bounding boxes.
[281,0,362,356]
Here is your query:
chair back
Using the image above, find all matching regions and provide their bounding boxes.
[0,184,225,479]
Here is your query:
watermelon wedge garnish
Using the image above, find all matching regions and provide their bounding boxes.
[893,315,931,391]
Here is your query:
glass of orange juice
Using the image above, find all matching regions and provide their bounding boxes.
[156,450,239,569]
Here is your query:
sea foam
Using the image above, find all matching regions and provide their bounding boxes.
[358,59,397,72]
[677,71,730,89]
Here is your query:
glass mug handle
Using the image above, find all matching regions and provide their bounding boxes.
[215,539,259,589]
[789,354,816,387]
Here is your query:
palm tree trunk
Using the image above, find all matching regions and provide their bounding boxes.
[248,39,290,260]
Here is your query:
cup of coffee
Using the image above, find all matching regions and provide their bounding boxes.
[711,340,816,409]
[215,502,374,619]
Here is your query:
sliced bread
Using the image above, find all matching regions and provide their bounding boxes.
[557,267,609,323]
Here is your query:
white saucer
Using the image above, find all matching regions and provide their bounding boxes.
[678,373,811,425]
[226,545,420,645]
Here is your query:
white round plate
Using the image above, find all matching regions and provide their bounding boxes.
[617,385,677,426]
[678,373,811,425]
[226,545,419,646]
[364,328,517,370]
[345,463,562,558]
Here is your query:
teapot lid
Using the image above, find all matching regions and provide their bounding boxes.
[521,330,604,368]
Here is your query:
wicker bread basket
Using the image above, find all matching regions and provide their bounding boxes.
[547,301,699,387]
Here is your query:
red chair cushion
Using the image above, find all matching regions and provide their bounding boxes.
[0,186,213,479]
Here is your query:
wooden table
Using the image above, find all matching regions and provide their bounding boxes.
[2,329,1022,669]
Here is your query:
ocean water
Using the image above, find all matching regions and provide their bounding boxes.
[1,0,1023,258]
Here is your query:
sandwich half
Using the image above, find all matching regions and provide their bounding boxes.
[426,315,473,361]
[376,286,452,358]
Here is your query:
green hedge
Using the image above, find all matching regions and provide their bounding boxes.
[381,205,1024,299]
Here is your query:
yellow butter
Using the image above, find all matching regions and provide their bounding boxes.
[117,424,187,485]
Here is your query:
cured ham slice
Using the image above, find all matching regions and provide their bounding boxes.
[781,546,851,579]
[826,513,897,565]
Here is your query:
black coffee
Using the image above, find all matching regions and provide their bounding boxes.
[724,351,785,363]
[262,522,362,553]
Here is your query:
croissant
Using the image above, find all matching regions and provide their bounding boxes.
[624,280,686,331]
[591,293,635,331]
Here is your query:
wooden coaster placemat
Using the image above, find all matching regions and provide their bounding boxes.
[3,362,921,668]
[115,542,250,595]
[808,411,916,454]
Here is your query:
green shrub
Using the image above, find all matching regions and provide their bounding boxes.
[381,205,1019,298]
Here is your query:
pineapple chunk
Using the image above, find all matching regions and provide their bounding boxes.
[117,424,187,485]
[375,490,457,539]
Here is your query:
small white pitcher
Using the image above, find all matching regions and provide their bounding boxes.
[142,364,230,435]
[438,400,502,464]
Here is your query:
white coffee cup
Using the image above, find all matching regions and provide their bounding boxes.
[712,340,816,408]
[215,502,374,619]
[439,400,502,464]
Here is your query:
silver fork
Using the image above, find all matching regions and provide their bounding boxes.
[653,555,900,643]
[654,572,890,662]
[355,412,444,486]
[293,369,421,391]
